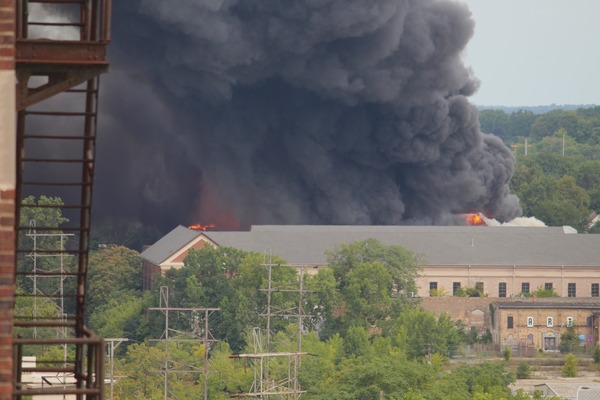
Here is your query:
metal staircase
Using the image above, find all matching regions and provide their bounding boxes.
[13,1,111,398]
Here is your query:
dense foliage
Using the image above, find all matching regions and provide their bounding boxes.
[480,106,600,232]
[79,241,532,399]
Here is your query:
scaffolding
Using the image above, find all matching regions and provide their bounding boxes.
[230,258,312,399]
[148,286,220,400]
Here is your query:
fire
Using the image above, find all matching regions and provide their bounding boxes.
[188,223,216,231]
[466,213,485,226]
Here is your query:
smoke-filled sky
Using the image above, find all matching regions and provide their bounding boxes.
[460,0,600,107]
[94,0,522,233]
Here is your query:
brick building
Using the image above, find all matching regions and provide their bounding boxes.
[491,301,600,352]
[140,225,213,290]
[0,0,16,398]
[143,224,600,297]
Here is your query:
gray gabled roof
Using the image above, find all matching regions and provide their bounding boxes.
[140,225,203,265]
[203,225,600,267]
[141,225,600,268]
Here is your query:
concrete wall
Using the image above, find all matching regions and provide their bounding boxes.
[0,0,15,398]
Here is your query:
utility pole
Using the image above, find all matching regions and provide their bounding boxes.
[105,338,128,400]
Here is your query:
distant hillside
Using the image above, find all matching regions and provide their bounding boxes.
[477,104,597,114]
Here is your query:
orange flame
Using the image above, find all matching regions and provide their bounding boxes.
[466,213,485,226]
[188,223,216,231]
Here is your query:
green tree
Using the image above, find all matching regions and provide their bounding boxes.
[389,308,460,359]
[562,353,577,377]
[343,325,371,358]
[86,246,143,313]
[518,175,590,231]
[503,346,512,362]
[509,109,537,138]
[516,361,531,379]
[530,109,579,141]
[342,261,393,326]
[593,346,600,363]
[19,195,69,231]
[532,286,559,298]
[479,109,511,138]
[559,326,580,354]
[17,196,73,295]
[326,238,422,297]
[88,294,150,340]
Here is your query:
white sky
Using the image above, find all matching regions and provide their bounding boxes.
[458,0,600,107]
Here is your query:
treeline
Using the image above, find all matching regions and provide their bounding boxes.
[479,107,600,232]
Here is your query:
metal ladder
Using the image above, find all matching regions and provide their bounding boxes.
[13,0,111,398]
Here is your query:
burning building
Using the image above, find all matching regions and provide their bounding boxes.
[142,224,600,298]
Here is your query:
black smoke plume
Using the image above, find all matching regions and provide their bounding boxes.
[94,0,521,232]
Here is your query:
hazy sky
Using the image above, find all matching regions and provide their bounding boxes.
[458,0,600,107]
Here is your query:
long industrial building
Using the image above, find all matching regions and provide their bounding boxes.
[142,224,600,298]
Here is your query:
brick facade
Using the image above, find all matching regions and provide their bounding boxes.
[0,191,14,399]
[0,0,15,71]
[0,0,15,398]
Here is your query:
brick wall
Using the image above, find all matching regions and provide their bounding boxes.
[0,191,15,399]
[0,0,15,71]
[420,297,600,334]
[0,0,15,398]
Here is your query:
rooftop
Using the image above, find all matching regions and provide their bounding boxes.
[142,224,600,268]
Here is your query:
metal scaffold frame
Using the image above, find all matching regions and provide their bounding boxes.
[148,286,220,400]
[230,254,313,399]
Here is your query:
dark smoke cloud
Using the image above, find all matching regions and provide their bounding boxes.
[94,0,521,232]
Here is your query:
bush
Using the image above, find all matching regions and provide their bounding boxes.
[562,353,577,377]
[593,346,600,363]
[503,346,512,362]
[516,361,531,379]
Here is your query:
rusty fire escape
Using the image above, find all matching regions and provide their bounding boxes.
[13,0,111,398]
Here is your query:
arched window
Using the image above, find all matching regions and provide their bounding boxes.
[547,317,554,327]
[566,317,574,327]
[527,317,534,327]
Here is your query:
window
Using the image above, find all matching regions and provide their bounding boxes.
[592,283,599,297]
[547,317,553,327]
[429,282,438,296]
[588,316,593,327]
[475,282,484,293]
[453,282,461,296]
[566,317,574,327]
[568,283,576,297]
[507,316,513,329]
[521,282,530,294]
[544,282,553,291]
[498,282,507,298]
[527,317,534,327]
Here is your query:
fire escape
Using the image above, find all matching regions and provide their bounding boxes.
[13,0,111,398]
